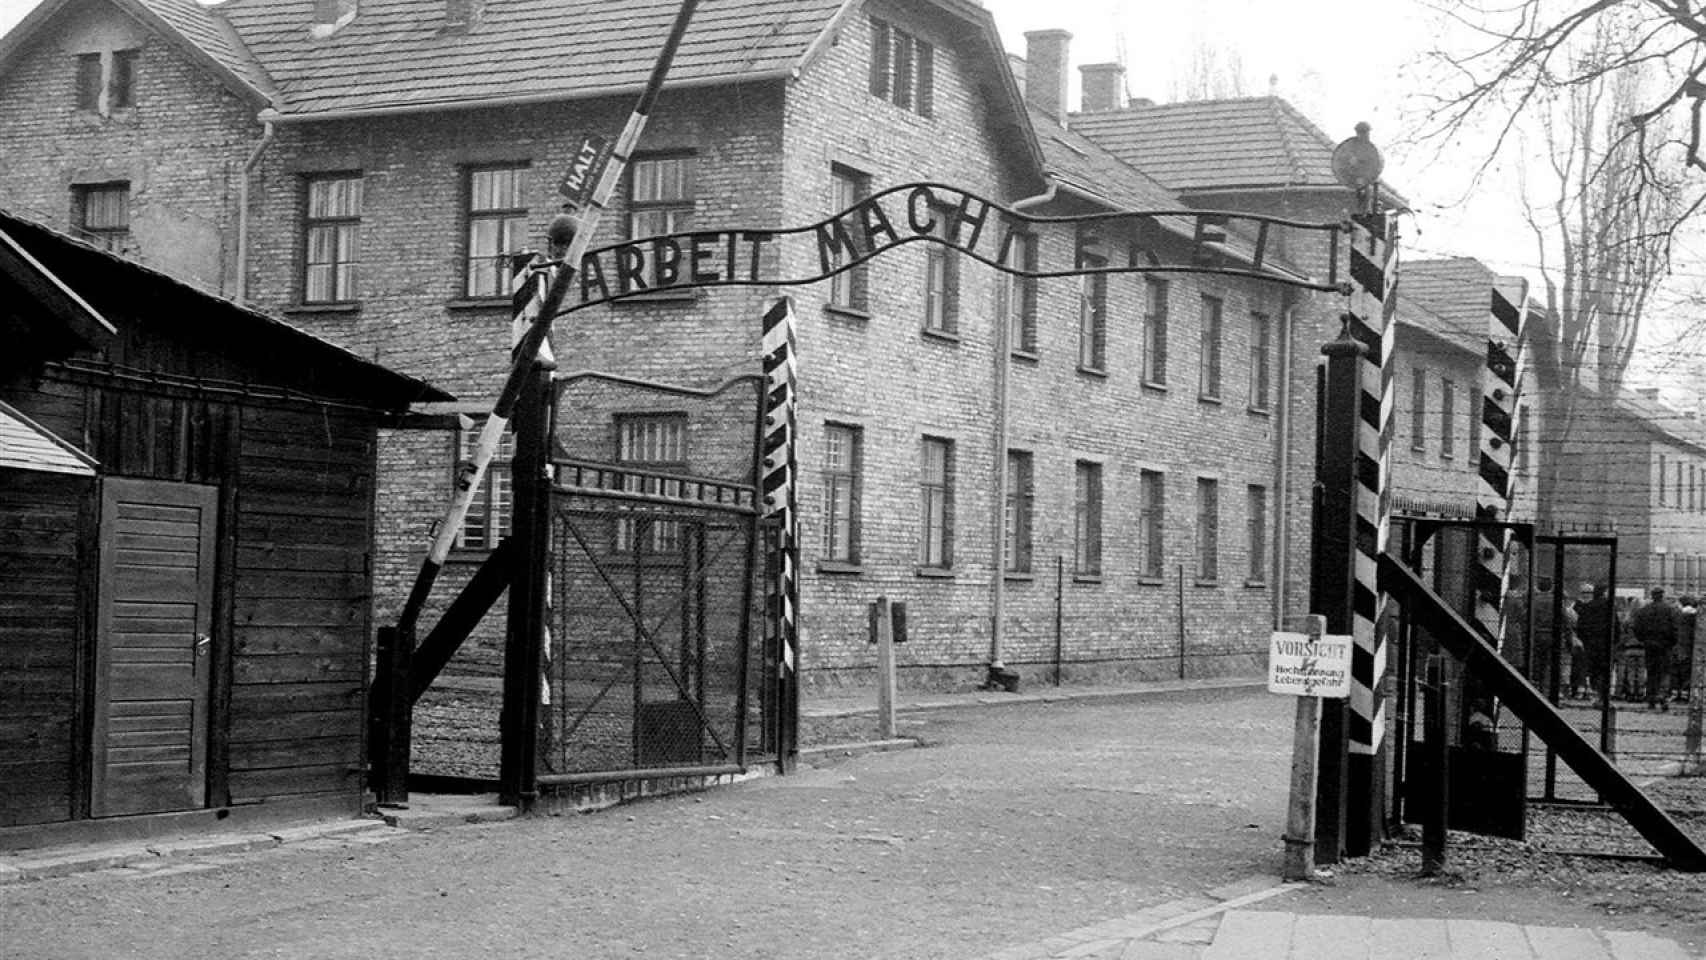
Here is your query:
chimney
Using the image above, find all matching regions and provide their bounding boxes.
[1079,63,1125,112]
[1023,29,1071,122]
[445,0,482,30]
[311,0,357,36]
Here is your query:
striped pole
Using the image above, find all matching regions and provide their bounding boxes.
[1473,281,1528,640]
[1344,208,1397,855]
[760,297,799,767]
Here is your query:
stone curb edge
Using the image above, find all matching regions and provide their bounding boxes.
[0,818,395,885]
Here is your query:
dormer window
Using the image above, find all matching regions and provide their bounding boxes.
[75,49,139,115]
[868,18,934,118]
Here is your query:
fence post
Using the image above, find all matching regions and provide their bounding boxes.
[1283,614,1329,881]
[872,597,897,740]
[1421,651,1449,874]
[1312,330,1364,864]
[499,361,552,809]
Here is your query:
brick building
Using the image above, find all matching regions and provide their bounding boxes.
[0,0,1377,695]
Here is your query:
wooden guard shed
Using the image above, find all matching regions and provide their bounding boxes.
[0,210,449,844]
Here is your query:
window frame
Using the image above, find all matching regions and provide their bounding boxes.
[868,17,934,117]
[1411,369,1428,451]
[1198,294,1224,401]
[822,422,862,565]
[1005,449,1034,574]
[454,422,515,553]
[613,413,689,556]
[1074,460,1104,578]
[75,53,102,111]
[918,436,954,570]
[1246,484,1268,585]
[1002,232,1039,355]
[301,172,363,305]
[462,163,530,300]
[72,182,131,253]
[110,49,138,108]
[921,209,961,336]
[1143,278,1169,387]
[1078,255,1108,373]
[1195,476,1220,584]
[1139,469,1166,579]
[827,165,871,315]
[1440,377,1457,459]
[1248,311,1272,412]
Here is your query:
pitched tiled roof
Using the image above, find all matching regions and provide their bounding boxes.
[212,0,844,117]
[1069,96,1406,205]
[1400,257,1526,356]
[141,0,275,98]
[1029,105,1314,285]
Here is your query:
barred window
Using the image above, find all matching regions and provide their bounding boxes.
[456,423,514,552]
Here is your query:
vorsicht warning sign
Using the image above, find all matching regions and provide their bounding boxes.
[1267,630,1353,698]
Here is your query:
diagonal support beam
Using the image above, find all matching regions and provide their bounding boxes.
[407,537,519,704]
[1379,552,1706,872]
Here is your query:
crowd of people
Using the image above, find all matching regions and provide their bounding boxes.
[1503,580,1701,710]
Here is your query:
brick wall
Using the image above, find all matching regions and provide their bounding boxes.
[0,3,259,295]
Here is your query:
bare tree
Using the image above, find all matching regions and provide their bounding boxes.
[1517,25,1691,530]
[1170,41,1247,101]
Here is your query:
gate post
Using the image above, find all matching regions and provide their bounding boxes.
[1313,331,1364,864]
[500,360,554,808]
[1344,205,1398,856]
[761,297,800,773]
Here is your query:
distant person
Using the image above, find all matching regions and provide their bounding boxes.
[1574,583,1613,702]
[1630,587,1680,710]
[1676,595,1699,704]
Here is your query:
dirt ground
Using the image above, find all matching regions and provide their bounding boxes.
[5,686,1705,959]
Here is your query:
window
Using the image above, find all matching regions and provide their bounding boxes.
[74,49,138,113]
[616,415,687,554]
[1002,233,1038,354]
[868,18,934,117]
[303,174,362,303]
[1074,461,1103,576]
[75,53,101,110]
[1468,386,1482,464]
[1078,255,1107,372]
[822,424,861,563]
[1199,296,1223,399]
[110,49,137,108]
[73,182,130,253]
[465,165,528,298]
[1247,484,1268,584]
[828,166,870,313]
[1249,312,1271,411]
[1677,458,1685,509]
[456,423,514,551]
[1439,378,1456,458]
[922,209,960,335]
[1139,469,1165,578]
[1659,454,1668,506]
[1005,450,1034,574]
[1143,278,1169,385]
[918,437,953,568]
[1411,369,1427,451]
[625,154,696,292]
[1195,477,1219,582]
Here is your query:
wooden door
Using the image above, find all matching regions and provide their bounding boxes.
[91,478,218,817]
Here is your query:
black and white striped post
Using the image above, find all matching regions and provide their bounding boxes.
[1342,199,1398,857]
[1472,283,1528,639]
[761,297,799,771]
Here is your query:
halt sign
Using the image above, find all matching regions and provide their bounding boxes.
[1267,629,1353,698]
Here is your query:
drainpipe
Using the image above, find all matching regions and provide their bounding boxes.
[981,182,1058,685]
[1273,293,1297,629]
[236,111,278,304]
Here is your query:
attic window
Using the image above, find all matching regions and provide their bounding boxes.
[74,49,139,115]
[869,18,934,118]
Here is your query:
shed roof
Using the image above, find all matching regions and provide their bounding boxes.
[0,208,452,408]
[0,399,97,476]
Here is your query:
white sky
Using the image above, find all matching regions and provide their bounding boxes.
[0,0,1696,392]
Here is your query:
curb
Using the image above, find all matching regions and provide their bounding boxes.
[0,817,398,886]
[799,738,921,764]
[802,678,1266,720]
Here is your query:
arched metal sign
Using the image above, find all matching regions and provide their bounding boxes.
[553,181,1349,313]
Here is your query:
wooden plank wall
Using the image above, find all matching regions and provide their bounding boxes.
[0,471,90,827]
[228,404,375,805]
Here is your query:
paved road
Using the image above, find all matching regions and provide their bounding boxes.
[2,685,1698,958]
